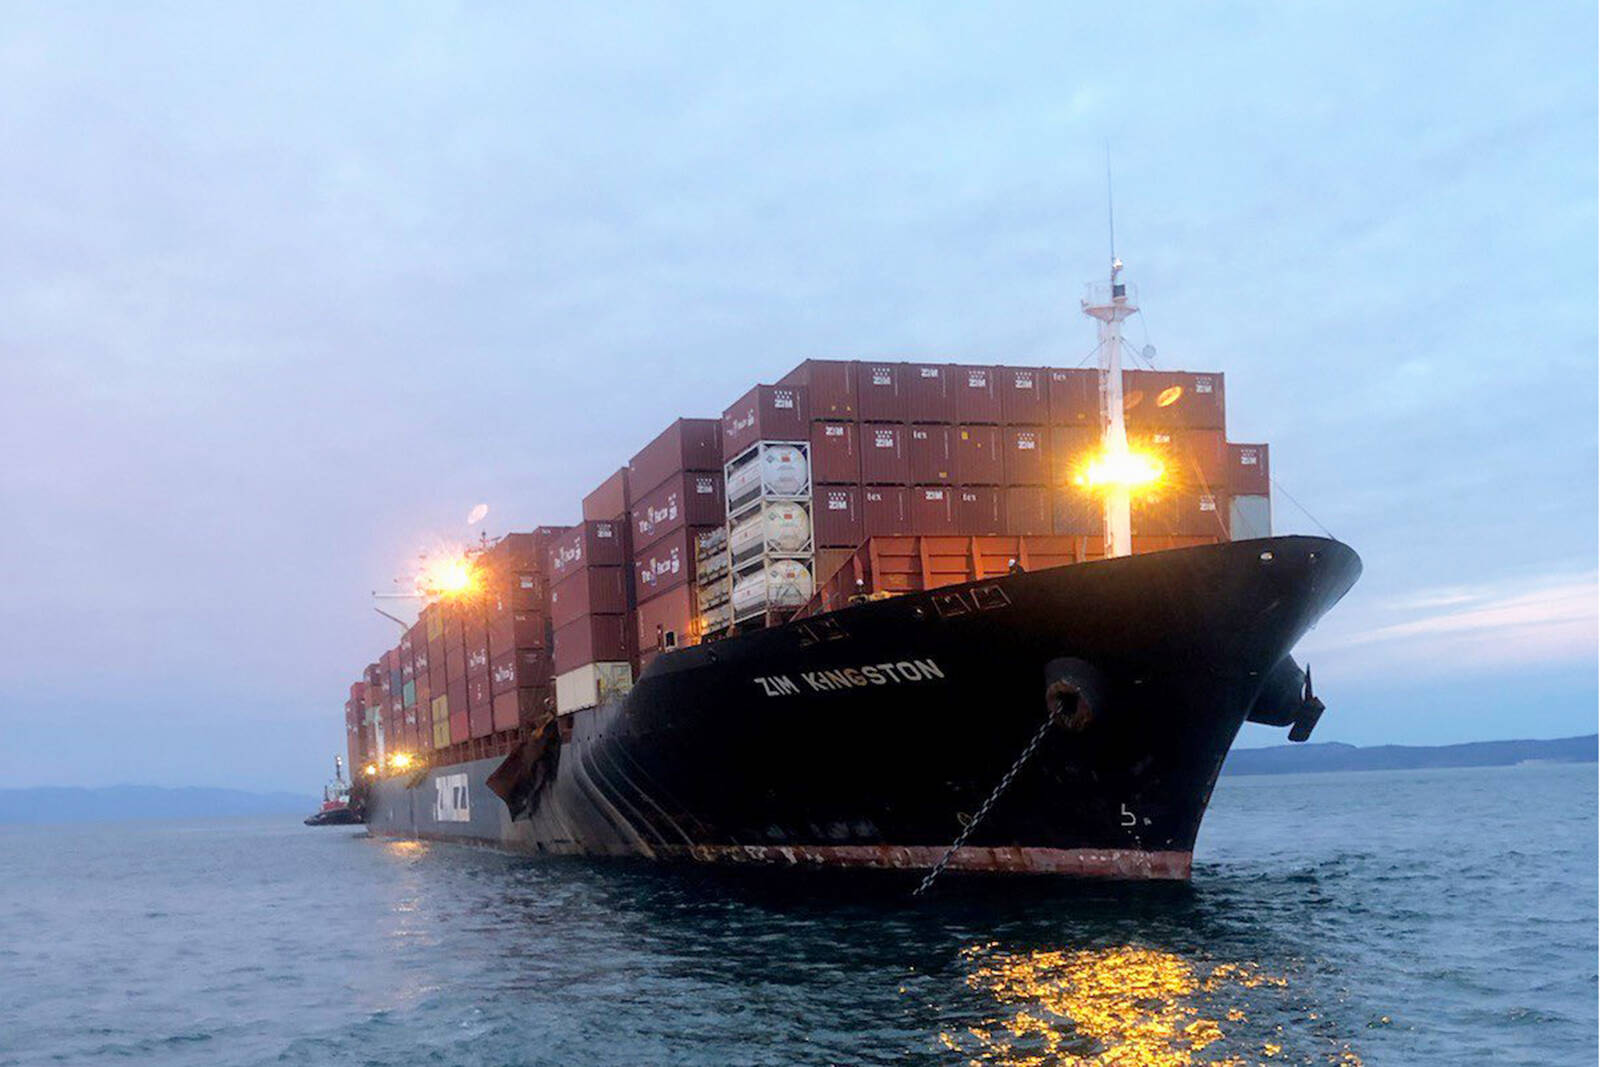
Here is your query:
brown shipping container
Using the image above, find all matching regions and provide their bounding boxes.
[722,384,809,459]
[468,687,493,740]
[780,359,858,419]
[809,420,861,484]
[1141,428,1227,489]
[1132,491,1228,537]
[547,520,626,580]
[480,529,559,572]
[907,424,954,484]
[634,527,701,599]
[954,486,1004,535]
[814,485,864,547]
[1049,426,1099,486]
[1003,427,1050,486]
[553,614,631,673]
[1047,367,1099,425]
[445,631,469,682]
[631,471,724,550]
[493,687,552,731]
[857,362,907,422]
[1227,443,1270,495]
[861,423,909,484]
[449,709,469,746]
[904,363,951,421]
[1123,370,1226,430]
[1005,486,1052,536]
[1053,486,1102,535]
[952,365,1001,423]
[998,366,1049,424]
[863,486,909,537]
[464,620,490,678]
[583,468,630,522]
[628,418,722,498]
[953,425,1003,485]
[427,635,447,684]
[550,567,628,628]
[812,547,858,589]
[490,648,554,695]
[910,486,956,534]
[488,609,548,651]
[636,584,697,662]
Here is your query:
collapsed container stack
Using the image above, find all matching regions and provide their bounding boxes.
[342,357,1273,771]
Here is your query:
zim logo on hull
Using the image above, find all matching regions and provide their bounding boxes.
[753,659,945,697]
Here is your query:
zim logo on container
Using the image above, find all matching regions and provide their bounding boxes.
[753,659,946,697]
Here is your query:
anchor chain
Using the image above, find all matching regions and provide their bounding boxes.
[912,704,1061,897]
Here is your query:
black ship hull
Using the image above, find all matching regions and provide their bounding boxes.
[368,536,1360,880]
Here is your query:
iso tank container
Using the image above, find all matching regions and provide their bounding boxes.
[858,362,908,421]
[550,567,628,628]
[547,520,626,581]
[628,418,722,499]
[953,425,1002,485]
[860,424,909,484]
[779,359,858,420]
[725,443,810,513]
[998,366,1049,424]
[731,559,814,620]
[809,420,861,484]
[908,425,954,484]
[729,501,812,565]
[635,527,709,599]
[631,471,723,551]
[1227,443,1270,495]
[813,486,864,547]
[722,384,808,460]
[1123,370,1226,430]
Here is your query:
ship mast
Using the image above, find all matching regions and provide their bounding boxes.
[1082,259,1138,558]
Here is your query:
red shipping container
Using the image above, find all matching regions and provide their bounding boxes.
[952,365,1001,424]
[998,366,1049,424]
[954,487,1003,535]
[488,609,548,651]
[814,485,864,547]
[1048,367,1099,425]
[910,486,956,534]
[1049,426,1100,486]
[479,529,560,572]
[463,619,490,678]
[628,418,722,498]
[905,363,952,422]
[953,425,1003,485]
[468,693,493,739]
[857,362,907,422]
[1227,443,1270,495]
[722,384,809,459]
[583,467,630,522]
[908,424,954,484]
[1004,489,1056,537]
[411,643,430,684]
[1053,487,1102,535]
[551,567,628,628]
[547,520,626,580]
[490,648,554,695]
[631,471,724,551]
[492,687,552,731]
[863,486,909,537]
[1123,370,1226,430]
[553,614,631,673]
[809,420,861,484]
[449,710,469,746]
[634,527,702,599]
[636,583,697,662]
[780,359,858,419]
[447,676,468,722]
[1003,427,1050,485]
[861,423,909,484]
[444,634,469,683]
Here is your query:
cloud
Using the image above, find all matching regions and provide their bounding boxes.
[1302,571,1598,681]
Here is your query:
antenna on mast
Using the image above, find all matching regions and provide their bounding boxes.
[1105,140,1117,275]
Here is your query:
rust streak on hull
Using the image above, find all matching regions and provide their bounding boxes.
[676,843,1193,880]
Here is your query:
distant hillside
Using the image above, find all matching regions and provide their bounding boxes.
[1224,735,1597,776]
[0,786,316,825]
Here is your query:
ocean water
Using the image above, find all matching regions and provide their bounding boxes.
[1,764,1593,1066]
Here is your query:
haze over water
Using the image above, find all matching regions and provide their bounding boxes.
[3,764,1593,1065]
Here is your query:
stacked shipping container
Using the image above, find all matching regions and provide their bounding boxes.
[550,519,632,714]
[629,419,723,668]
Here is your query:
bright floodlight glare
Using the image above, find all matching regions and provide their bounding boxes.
[1077,449,1165,490]
[418,554,476,599]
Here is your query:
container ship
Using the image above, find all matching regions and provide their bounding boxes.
[341,266,1359,880]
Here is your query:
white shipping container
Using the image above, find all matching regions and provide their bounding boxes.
[1230,494,1271,540]
[731,560,814,619]
[554,662,634,715]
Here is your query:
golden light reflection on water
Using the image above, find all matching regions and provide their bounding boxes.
[940,944,1364,1066]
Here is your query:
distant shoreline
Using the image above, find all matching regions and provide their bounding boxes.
[1223,734,1596,776]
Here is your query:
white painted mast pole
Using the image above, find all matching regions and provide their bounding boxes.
[1083,260,1137,558]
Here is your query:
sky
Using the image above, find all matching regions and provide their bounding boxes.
[0,4,1594,794]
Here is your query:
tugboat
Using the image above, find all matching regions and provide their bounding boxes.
[304,756,365,826]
